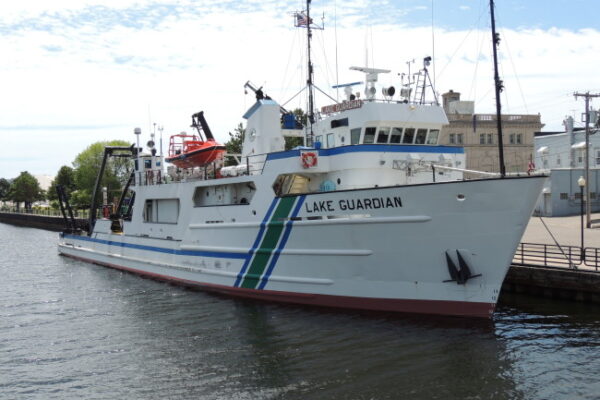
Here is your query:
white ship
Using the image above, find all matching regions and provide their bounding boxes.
[57,2,545,318]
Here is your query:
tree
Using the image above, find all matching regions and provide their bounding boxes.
[225,123,245,166]
[8,171,45,211]
[72,140,132,206]
[47,165,76,202]
[285,108,306,150]
[0,178,10,204]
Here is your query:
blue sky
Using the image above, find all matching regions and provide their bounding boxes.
[1,0,599,180]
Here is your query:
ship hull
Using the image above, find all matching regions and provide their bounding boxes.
[58,176,545,318]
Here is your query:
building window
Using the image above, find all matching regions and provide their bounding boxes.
[509,133,515,144]
[479,134,485,145]
[516,134,522,144]
[556,155,561,166]
[456,133,464,144]
[449,133,456,144]
[487,134,493,144]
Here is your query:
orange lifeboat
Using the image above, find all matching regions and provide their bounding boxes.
[165,111,226,169]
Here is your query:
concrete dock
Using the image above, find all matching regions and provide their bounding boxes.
[504,213,600,303]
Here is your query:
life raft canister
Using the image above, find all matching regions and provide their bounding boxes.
[301,151,318,168]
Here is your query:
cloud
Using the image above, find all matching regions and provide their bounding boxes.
[0,1,599,178]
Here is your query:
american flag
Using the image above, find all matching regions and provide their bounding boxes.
[295,12,312,27]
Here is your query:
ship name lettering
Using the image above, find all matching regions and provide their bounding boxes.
[304,196,403,213]
[304,200,335,213]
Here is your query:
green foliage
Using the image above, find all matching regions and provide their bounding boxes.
[0,178,10,201]
[47,165,76,202]
[69,190,92,209]
[225,123,245,166]
[285,108,306,150]
[7,171,45,211]
[72,140,131,204]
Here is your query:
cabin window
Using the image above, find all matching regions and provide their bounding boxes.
[402,128,415,144]
[363,127,376,144]
[351,128,361,144]
[596,150,600,165]
[144,199,179,223]
[331,118,349,128]
[315,135,323,146]
[426,129,439,145]
[415,129,427,144]
[194,182,256,206]
[377,127,390,143]
[144,159,152,169]
[326,133,335,148]
[390,128,403,144]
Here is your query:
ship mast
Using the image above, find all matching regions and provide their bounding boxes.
[306,0,315,142]
[490,0,506,177]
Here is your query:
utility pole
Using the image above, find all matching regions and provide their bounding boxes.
[574,91,600,228]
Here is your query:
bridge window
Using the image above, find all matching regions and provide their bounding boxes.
[390,128,403,144]
[415,129,427,144]
[377,127,390,143]
[363,127,376,144]
[351,128,361,144]
[427,129,439,145]
[402,128,415,144]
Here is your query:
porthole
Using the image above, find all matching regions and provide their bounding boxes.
[337,178,341,184]
[457,194,465,201]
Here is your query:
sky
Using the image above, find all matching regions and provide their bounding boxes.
[1,0,599,179]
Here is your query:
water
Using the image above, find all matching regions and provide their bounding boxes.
[1,223,600,400]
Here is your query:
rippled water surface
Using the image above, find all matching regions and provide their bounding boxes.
[1,223,600,399]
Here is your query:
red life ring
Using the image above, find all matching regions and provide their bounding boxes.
[301,152,318,168]
[527,161,535,175]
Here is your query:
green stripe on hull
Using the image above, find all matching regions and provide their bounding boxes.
[240,197,297,289]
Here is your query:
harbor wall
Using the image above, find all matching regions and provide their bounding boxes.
[502,264,600,303]
[0,212,86,232]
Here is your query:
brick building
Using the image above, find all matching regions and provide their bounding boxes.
[440,90,543,174]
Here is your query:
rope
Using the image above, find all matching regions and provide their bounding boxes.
[538,216,578,269]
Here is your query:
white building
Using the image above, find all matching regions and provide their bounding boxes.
[534,116,600,216]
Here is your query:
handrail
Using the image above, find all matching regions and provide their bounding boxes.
[512,242,600,271]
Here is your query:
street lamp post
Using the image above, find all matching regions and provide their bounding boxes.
[578,176,586,252]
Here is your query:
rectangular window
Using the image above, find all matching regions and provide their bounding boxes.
[449,133,456,144]
[377,127,390,143]
[480,134,485,145]
[487,134,493,144]
[326,133,335,148]
[415,129,427,144]
[427,129,440,145]
[402,128,415,144]
[144,199,180,223]
[596,150,600,165]
[516,134,522,144]
[331,118,349,128]
[363,127,376,144]
[350,128,361,145]
[456,133,463,145]
[509,133,515,144]
[390,127,403,144]
[556,155,561,166]
[560,193,568,200]
[316,135,323,146]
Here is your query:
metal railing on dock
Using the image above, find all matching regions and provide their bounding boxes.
[512,242,600,271]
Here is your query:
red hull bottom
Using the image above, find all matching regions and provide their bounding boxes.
[61,252,496,319]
